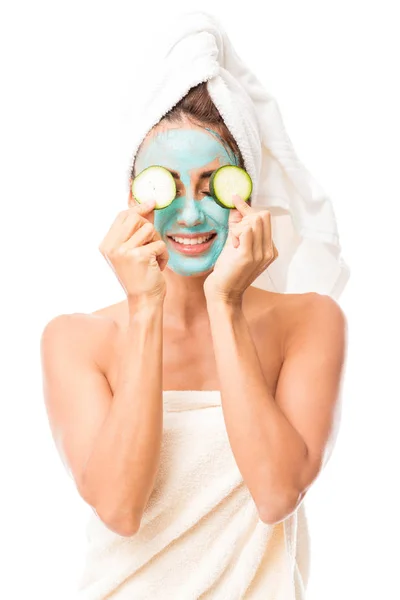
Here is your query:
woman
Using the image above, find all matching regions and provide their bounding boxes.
[41,83,347,599]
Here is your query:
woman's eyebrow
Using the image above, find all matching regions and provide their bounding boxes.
[198,170,214,180]
[165,168,214,181]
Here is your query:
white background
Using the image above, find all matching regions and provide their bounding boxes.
[1,1,399,598]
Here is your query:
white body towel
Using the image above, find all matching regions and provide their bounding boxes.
[76,391,311,599]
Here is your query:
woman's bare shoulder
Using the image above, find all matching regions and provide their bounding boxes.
[41,300,127,363]
[283,291,343,319]
[252,288,319,318]
[277,292,346,350]
[253,288,341,343]
[90,299,128,326]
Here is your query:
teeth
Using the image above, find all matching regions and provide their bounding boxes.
[171,234,214,245]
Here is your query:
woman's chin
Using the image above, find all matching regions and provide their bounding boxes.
[166,264,215,277]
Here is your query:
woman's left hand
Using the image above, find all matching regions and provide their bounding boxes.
[204,194,279,303]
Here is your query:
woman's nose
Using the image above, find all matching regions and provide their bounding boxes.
[175,193,206,227]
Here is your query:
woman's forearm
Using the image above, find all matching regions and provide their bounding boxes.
[206,297,306,523]
[81,300,164,535]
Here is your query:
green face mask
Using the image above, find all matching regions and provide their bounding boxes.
[135,127,239,276]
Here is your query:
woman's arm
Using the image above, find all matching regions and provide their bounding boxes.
[41,300,165,537]
[206,292,347,525]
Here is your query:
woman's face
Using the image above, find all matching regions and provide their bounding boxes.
[132,125,238,277]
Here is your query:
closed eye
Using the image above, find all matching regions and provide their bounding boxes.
[175,190,211,197]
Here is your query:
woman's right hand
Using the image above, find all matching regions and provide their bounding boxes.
[98,199,169,304]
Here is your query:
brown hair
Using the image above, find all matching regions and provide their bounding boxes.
[130,81,250,204]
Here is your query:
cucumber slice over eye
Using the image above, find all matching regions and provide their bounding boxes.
[209,166,252,209]
[131,165,177,210]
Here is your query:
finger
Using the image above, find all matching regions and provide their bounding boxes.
[231,194,253,217]
[230,222,244,248]
[131,197,157,216]
[142,239,170,270]
[232,232,240,248]
[157,248,170,271]
[122,222,155,249]
[135,199,158,226]
[106,208,131,229]
[238,224,253,257]
[99,210,130,251]
[261,211,278,262]
[252,214,264,261]
[108,211,152,248]
[228,207,243,228]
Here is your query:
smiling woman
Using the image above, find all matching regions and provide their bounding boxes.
[40,11,349,600]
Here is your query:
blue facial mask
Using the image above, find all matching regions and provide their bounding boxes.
[135,127,239,276]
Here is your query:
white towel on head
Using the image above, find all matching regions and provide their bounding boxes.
[120,9,350,299]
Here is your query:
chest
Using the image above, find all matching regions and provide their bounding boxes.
[103,305,285,398]
[167,314,283,393]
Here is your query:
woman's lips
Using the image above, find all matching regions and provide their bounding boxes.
[167,233,217,255]
[166,231,216,238]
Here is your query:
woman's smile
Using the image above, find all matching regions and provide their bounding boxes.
[166,232,218,254]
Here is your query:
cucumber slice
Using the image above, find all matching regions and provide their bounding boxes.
[209,166,252,209]
[131,165,177,210]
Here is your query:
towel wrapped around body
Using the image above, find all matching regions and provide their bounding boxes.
[76,390,311,599]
